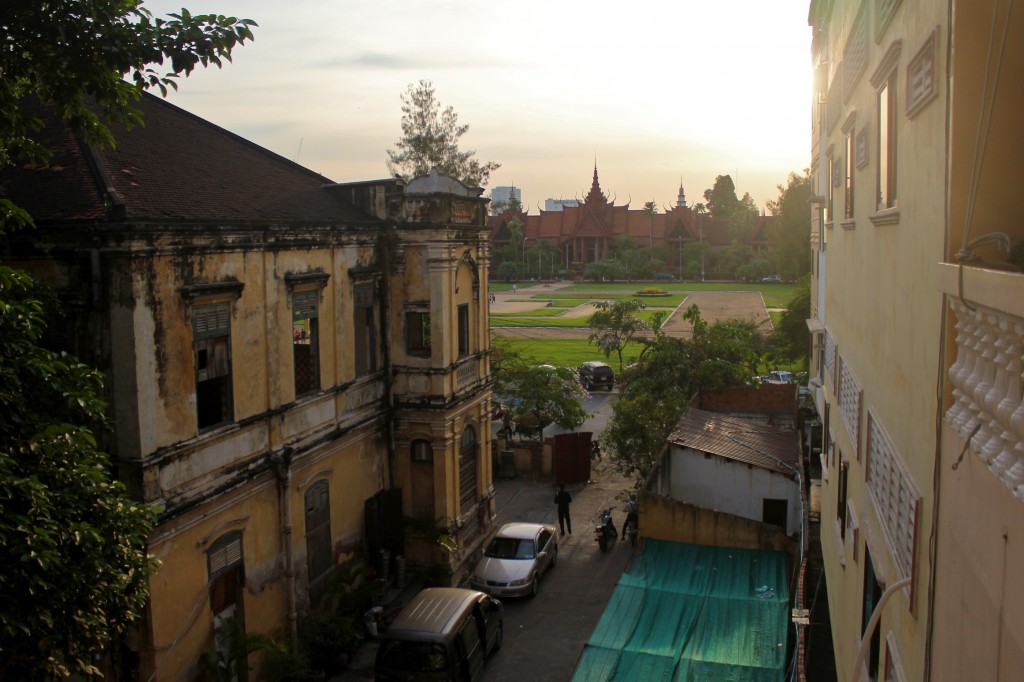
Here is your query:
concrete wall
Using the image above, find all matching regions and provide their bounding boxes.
[667,447,801,536]
[638,492,797,570]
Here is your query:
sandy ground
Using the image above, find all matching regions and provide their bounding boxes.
[489,283,772,339]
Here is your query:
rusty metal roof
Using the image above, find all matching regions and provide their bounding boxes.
[667,408,799,477]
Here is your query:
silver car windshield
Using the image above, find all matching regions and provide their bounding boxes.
[484,537,536,559]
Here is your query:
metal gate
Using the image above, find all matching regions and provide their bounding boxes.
[552,432,593,486]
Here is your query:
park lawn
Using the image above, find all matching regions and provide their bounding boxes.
[555,282,798,308]
[768,311,783,328]
[541,292,691,308]
[494,336,642,370]
[491,306,566,318]
[490,308,669,328]
[490,316,591,328]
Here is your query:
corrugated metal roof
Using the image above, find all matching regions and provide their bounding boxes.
[668,408,799,477]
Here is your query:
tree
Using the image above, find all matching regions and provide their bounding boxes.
[766,170,813,281]
[703,175,740,219]
[584,259,626,283]
[642,201,657,251]
[0,2,256,677]
[495,260,522,282]
[386,79,500,187]
[0,269,158,679]
[1,3,255,177]
[587,299,652,371]
[491,349,588,438]
[602,306,765,483]
[772,275,812,369]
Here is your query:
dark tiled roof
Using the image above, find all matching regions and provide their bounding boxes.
[668,407,799,476]
[1,93,372,224]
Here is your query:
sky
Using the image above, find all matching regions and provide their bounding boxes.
[143,1,812,212]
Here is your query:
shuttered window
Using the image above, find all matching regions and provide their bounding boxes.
[193,302,232,429]
[194,303,230,339]
[459,426,478,511]
[293,291,320,396]
[353,283,378,376]
[208,532,243,578]
[305,481,332,603]
[457,304,470,358]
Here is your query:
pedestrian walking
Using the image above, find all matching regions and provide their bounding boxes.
[554,484,572,535]
[511,283,517,294]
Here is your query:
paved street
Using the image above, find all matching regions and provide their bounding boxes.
[336,392,635,682]
[483,459,635,682]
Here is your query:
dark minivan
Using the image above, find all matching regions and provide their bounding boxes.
[374,588,503,681]
[578,361,614,390]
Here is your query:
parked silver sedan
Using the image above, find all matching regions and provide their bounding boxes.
[469,522,558,598]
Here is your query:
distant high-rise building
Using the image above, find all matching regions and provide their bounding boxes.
[490,186,521,207]
[544,198,579,212]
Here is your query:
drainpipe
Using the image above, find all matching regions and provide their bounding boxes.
[851,577,912,679]
[272,451,298,648]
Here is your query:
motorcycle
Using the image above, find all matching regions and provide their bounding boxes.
[622,499,638,547]
[595,507,617,552]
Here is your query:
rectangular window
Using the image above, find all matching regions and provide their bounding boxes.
[826,156,834,225]
[457,304,470,358]
[353,283,378,376]
[193,302,233,430]
[293,290,320,396]
[845,132,856,219]
[862,548,883,680]
[406,311,431,357]
[878,79,898,210]
[866,412,920,585]
[837,457,849,541]
[304,481,331,603]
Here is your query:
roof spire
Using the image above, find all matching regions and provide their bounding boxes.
[584,161,606,205]
[677,181,688,209]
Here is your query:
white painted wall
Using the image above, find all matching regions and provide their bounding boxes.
[668,445,801,535]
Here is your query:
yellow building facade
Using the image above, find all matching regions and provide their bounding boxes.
[2,96,496,680]
[808,1,1024,680]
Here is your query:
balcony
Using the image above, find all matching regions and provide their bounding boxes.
[940,264,1024,500]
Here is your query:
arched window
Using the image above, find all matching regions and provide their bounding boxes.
[459,425,478,510]
[304,481,332,603]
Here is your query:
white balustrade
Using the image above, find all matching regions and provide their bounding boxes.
[946,298,1024,498]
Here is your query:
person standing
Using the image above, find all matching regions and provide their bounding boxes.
[554,484,572,535]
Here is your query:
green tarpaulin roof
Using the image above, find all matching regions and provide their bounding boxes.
[572,540,790,682]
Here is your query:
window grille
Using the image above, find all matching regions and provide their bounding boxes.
[866,412,920,581]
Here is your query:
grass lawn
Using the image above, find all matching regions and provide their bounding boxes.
[493,281,797,308]
[494,336,642,370]
[491,308,673,328]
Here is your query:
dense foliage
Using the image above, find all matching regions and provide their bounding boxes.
[491,338,588,436]
[0,269,158,678]
[766,170,814,281]
[602,306,765,484]
[0,1,256,676]
[586,299,653,371]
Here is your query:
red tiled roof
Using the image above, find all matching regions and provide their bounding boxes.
[668,407,799,477]
[1,93,372,225]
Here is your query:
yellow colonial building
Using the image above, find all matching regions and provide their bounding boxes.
[1,94,495,680]
[808,1,1024,680]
